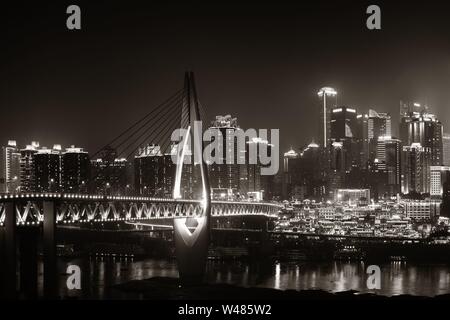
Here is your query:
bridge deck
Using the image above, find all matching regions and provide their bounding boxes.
[0,193,281,226]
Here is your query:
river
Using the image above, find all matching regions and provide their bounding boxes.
[36,258,450,299]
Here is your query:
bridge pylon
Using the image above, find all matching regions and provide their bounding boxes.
[173,72,211,284]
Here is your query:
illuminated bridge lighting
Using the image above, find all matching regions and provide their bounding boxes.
[0,193,281,226]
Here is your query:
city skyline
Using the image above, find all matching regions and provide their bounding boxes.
[3,1,450,154]
[4,0,450,304]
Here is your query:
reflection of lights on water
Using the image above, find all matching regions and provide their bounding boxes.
[243,266,249,286]
[438,270,449,291]
[116,263,121,278]
[275,263,280,290]
[98,262,105,281]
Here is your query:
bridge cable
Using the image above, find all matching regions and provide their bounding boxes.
[89,90,184,189]
[117,95,184,160]
[121,96,185,161]
[109,91,184,156]
[91,88,183,159]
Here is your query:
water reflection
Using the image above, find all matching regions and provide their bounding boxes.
[41,258,450,299]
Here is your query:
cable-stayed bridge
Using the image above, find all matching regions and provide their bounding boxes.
[0,72,281,298]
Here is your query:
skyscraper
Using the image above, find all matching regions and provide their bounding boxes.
[134,144,175,197]
[134,144,165,196]
[282,148,299,200]
[244,137,275,200]
[408,113,443,166]
[298,141,323,199]
[208,115,241,196]
[402,143,431,195]
[399,102,443,166]
[356,113,369,167]
[430,166,450,198]
[329,141,345,193]
[61,146,90,193]
[376,136,402,195]
[399,101,425,143]
[440,171,450,217]
[367,158,388,200]
[0,140,21,193]
[330,106,359,189]
[90,146,130,195]
[330,106,358,140]
[19,141,40,192]
[317,87,337,149]
[442,133,450,166]
[368,109,391,161]
[34,145,61,192]
[163,145,177,198]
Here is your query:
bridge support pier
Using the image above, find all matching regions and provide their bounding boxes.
[19,227,39,299]
[43,201,58,299]
[174,217,210,285]
[1,202,17,299]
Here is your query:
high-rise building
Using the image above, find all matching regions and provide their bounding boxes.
[399,101,425,144]
[402,143,431,195]
[34,145,61,192]
[441,171,450,217]
[368,109,391,161]
[330,107,359,190]
[408,113,443,166]
[356,113,369,167]
[399,102,443,166]
[19,141,40,192]
[299,142,323,199]
[330,106,358,140]
[244,137,275,200]
[367,158,388,200]
[134,144,175,197]
[134,144,165,196]
[282,148,299,200]
[376,136,402,195]
[442,133,450,166]
[317,87,337,149]
[90,146,130,195]
[61,146,90,193]
[208,115,241,195]
[430,166,450,197]
[0,140,21,193]
[329,141,345,193]
[163,145,177,198]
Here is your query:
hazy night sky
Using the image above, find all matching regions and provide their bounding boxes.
[2,0,450,154]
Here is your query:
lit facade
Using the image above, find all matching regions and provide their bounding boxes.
[430,166,450,197]
[34,146,61,192]
[335,188,370,205]
[402,143,431,194]
[376,136,402,195]
[208,115,241,196]
[0,140,21,193]
[368,109,391,162]
[317,87,337,149]
[443,133,450,166]
[19,142,40,192]
[61,146,90,193]
[401,199,441,220]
